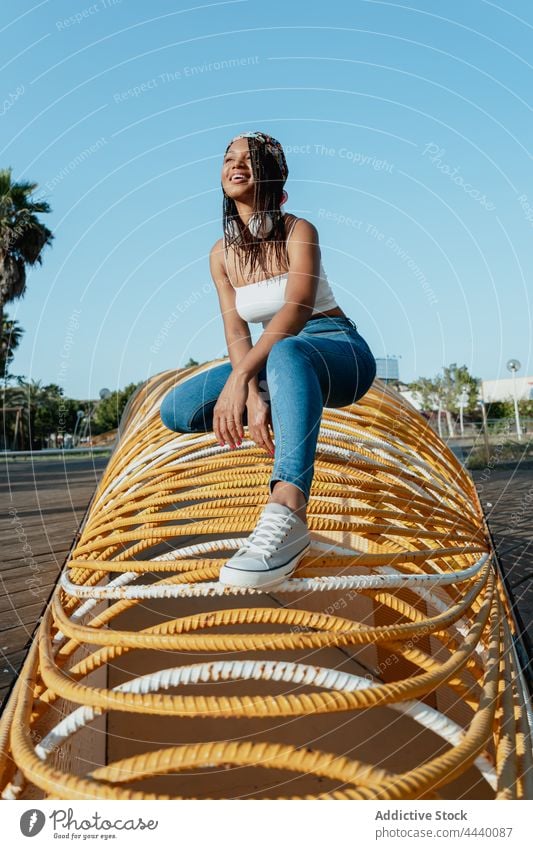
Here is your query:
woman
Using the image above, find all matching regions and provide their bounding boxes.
[160,131,376,590]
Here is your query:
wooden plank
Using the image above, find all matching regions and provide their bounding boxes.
[0,601,54,632]
[0,686,12,709]
[0,649,28,687]
[0,582,57,613]
[0,457,108,707]
[1,549,71,567]
[470,462,533,652]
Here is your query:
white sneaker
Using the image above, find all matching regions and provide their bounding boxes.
[219,502,311,590]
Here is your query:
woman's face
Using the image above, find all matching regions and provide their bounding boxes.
[221,138,255,201]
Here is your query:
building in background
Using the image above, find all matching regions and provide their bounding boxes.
[481,376,533,403]
[375,358,533,413]
[375,356,400,383]
[398,388,423,411]
[374,356,423,409]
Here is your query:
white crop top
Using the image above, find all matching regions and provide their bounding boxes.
[224,216,339,329]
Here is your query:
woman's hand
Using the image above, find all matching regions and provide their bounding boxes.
[213,371,249,448]
[246,393,275,455]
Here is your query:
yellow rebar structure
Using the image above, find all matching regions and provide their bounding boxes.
[1,360,531,801]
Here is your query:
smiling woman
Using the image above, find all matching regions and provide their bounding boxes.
[159,130,377,591]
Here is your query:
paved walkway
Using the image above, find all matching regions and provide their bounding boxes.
[469,461,533,663]
[0,457,109,708]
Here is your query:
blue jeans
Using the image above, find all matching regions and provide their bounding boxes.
[159,315,377,502]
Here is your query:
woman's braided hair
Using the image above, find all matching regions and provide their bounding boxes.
[222,131,290,281]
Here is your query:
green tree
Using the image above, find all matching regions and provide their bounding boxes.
[32,382,67,446]
[1,312,23,379]
[408,374,442,412]
[410,364,479,436]
[0,377,148,449]
[92,382,142,432]
[2,377,66,449]
[0,167,54,331]
[11,377,43,449]
[485,398,533,419]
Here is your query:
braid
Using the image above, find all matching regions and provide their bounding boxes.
[222,133,289,281]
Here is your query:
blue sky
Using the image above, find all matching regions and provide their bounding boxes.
[2,0,532,398]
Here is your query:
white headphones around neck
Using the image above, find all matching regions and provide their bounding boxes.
[224,189,288,244]
[225,211,277,242]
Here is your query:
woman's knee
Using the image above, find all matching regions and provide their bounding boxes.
[159,390,195,433]
[267,335,309,368]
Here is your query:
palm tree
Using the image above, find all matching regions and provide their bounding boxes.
[1,379,31,449]
[1,313,24,379]
[12,376,43,449]
[2,376,58,450]
[0,167,54,331]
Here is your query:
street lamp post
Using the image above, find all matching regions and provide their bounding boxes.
[458,389,468,438]
[506,359,522,443]
[79,388,112,446]
[78,408,94,446]
[72,409,84,448]
[477,382,490,465]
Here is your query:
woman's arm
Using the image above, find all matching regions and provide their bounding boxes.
[209,239,262,400]
[231,218,321,382]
